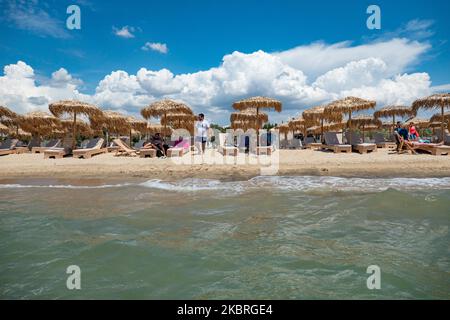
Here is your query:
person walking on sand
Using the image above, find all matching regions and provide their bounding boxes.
[195,113,210,154]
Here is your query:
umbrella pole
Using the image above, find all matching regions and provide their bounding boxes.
[130,129,132,147]
[392,115,395,133]
[256,108,260,147]
[321,118,324,143]
[72,112,77,150]
[442,106,445,142]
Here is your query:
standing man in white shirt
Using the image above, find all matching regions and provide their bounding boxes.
[195,113,210,154]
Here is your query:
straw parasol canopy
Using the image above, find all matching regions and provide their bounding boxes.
[303,106,343,141]
[60,119,94,137]
[275,123,291,139]
[404,117,429,127]
[18,111,61,138]
[232,96,282,146]
[412,93,450,141]
[141,99,193,119]
[230,108,269,123]
[428,121,446,129]
[0,106,18,119]
[160,113,196,134]
[0,106,21,135]
[96,110,131,137]
[141,99,192,137]
[324,97,376,132]
[9,128,32,140]
[373,105,416,132]
[429,111,450,124]
[232,96,282,112]
[347,115,382,140]
[147,123,173,136]
[49,100,104,148]
[0,123,9,135]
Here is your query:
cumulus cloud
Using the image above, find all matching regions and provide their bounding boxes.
[142,42,168,54]
[0,61,87,114]
[113,26,135,38]
[0,36,438,124]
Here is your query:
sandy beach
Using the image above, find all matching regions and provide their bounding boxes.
[1,148,449,180]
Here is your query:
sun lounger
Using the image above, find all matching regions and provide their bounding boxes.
[14,137,40,154]
[139,148,157,158]
[112,138,138,157]
[323,132,351,153]
[346,131,377,154]
[218,133,238,156]
[31,139,61,153]
[374,133,396,149]
[44,136,74,159]
[288,138,302,149]
[72,138,106,159]
[133,138,146,150]
[304,136,323,150]
[0,139,18,156]
[412,142,450,156]
[167,138,190,157]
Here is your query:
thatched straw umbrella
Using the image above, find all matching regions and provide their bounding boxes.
[0,106,18,119]
[232,96,282,146]
[125,116,149,144]
[0,123,9,135]
[60,119,94,137]
[141,100,192,138]
[147,123,173,136]
[10,128,32,140]
[404,117,429,128]
[373,105,416,132]
[324,97,376,130]
[230,108,269,123]
[0,106,21,136]
[347,115,382,141]
[18,111,61,142]
[49,100,104,148]
[160,113,196,136]
[276,123,291,141]
[96,110,131,143]
[303,106,343,142]
[412,93,450,142]
[429,111,450,124]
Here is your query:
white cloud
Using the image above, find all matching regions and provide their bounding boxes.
[142,42,168,54]
[275,38,430,79]
[2,0,70,39]
[113,26,135,38]
[0,35,437,124]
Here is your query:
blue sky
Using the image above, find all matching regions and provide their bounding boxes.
[0,0,449,124]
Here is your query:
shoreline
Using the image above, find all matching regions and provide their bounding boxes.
[1,149,450,181]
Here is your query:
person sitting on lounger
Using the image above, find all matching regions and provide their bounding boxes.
[408,122,420,141]
[143,133,168,157]
[394,122,417,152]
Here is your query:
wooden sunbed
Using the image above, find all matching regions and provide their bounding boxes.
[73,138,107,159]
[256,145,274,155]
[323,132,351,153]
[304,137,323,150]
[32,139,61,153]
[218,133,238,156]
[112,138,138,157]
[139,148,157,158]
[374,133,396,149]
[0,139,18,156]
[44,136,74,159]
[346,132,377,154]
[412,142,450,156]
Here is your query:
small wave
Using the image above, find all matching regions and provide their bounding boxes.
[0,183,134,189]
[1,176,450,193]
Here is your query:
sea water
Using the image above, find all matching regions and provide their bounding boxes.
[0,176,449,299]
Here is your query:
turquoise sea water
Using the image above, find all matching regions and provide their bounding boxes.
[0,176,449,299]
